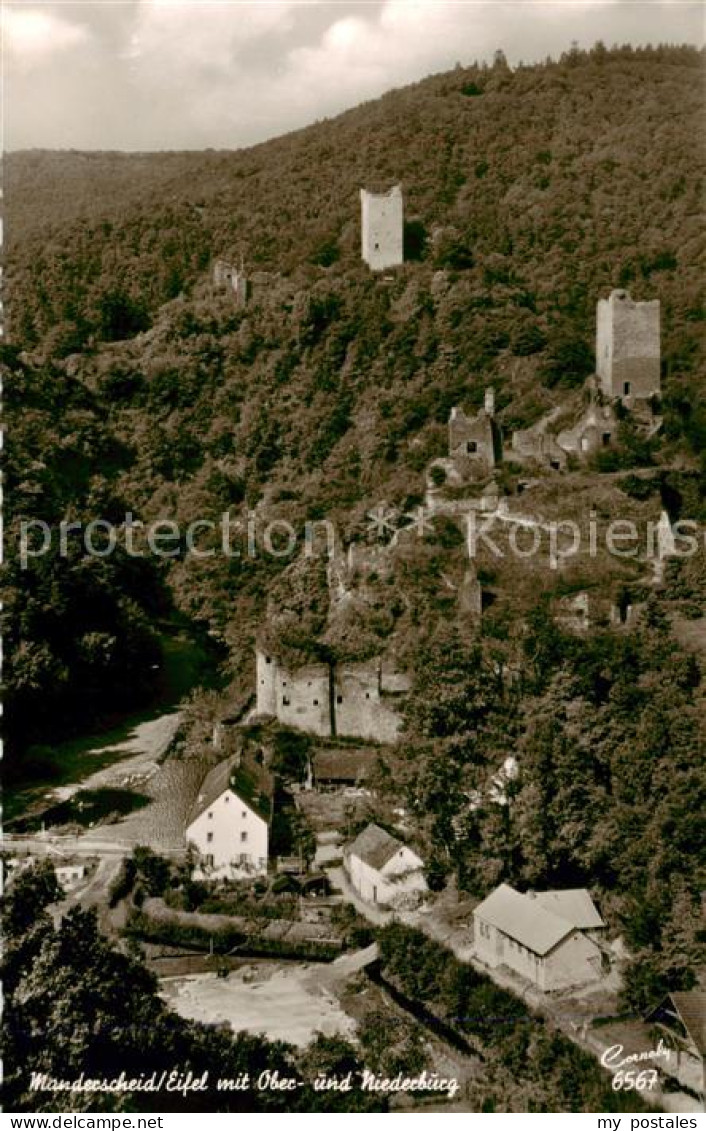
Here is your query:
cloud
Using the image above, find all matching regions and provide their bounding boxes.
[5,0,704,150]
[5,7,90,69]
[126,0,298,69]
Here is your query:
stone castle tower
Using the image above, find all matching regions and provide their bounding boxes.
[596,289,660,404]
[360,185,404,271]
[448,387,499,477]
[213,258,249,307]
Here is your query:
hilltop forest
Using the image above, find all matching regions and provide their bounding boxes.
[4,43,705,1008]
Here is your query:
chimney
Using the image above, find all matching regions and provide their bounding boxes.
[484,387,495,416]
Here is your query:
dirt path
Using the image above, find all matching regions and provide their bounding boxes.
[6,710,197,857]
[50,712,183,802]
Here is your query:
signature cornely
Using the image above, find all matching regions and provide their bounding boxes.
[601,1039,671,1070]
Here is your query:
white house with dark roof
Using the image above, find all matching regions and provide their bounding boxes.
[186,752,273,880]
[473,883,606,991]
[344,823,427,906]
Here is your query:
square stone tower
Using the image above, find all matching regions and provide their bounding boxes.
[360,185,404,271]
[596,289,660,403]
[213,259,249,307]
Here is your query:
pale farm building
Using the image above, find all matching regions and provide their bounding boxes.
[344,823,427,907]
[55,862,88,891]
[473,883,607,991]
[186,752,273,880]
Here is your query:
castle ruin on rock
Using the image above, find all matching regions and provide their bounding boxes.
[255,648,409,744]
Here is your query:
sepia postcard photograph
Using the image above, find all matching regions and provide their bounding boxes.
[2,0,705,1121]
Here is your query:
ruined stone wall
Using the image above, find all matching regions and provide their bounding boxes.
[448,407,496,475]
[213,259,249,306]
[275,661,332,736]
[596,290,660,402]
[256,650,331,735]
[256,649,278,716]
[557,402,619,459]
[333,661,403,743]
[360,185,404,272]
[511,427,567,470]
[255,649,404,742]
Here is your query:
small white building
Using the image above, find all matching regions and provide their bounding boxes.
[473,883,606,992]
[344,823,426,907]
[186,753,273,880]
[55,862,88,891]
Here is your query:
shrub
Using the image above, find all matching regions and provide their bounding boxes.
[108,858,137,907]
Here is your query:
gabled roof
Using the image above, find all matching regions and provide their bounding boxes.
[474,884,603,957]
[647,992,706,1056]
[532,889,605,931]
[346,823,413,872]
[187,751,274,827]
[474,884,574,956]
[188,756,238,827]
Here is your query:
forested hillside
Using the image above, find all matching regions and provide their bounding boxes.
[4,45,705,1005]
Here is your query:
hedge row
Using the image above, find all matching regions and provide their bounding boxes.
[376,923,651,1113]
[126,909,342,961]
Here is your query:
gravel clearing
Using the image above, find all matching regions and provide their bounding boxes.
[160,963,358,1047]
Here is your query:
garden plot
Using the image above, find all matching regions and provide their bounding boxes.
[160,963,358,1048]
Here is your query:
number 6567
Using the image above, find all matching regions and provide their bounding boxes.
[612,1069,659,1091]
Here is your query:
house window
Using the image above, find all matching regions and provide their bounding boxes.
[623,382,631,396]
[282,680,287,687]
[313,699,319,706]
[466,440,478,454]
[241,811,247,818]
[207,832,213,843]
[265,656,272,664]
[283,696,290,706]
[241,831,248,843]
[208,811,213,819]
[365,692,370,700]
[205,854,214,867]
[337,695,343,704]
[224,796,229,803]
[602,432,611,447]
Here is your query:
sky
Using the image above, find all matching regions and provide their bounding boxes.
[4,0,704,151]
